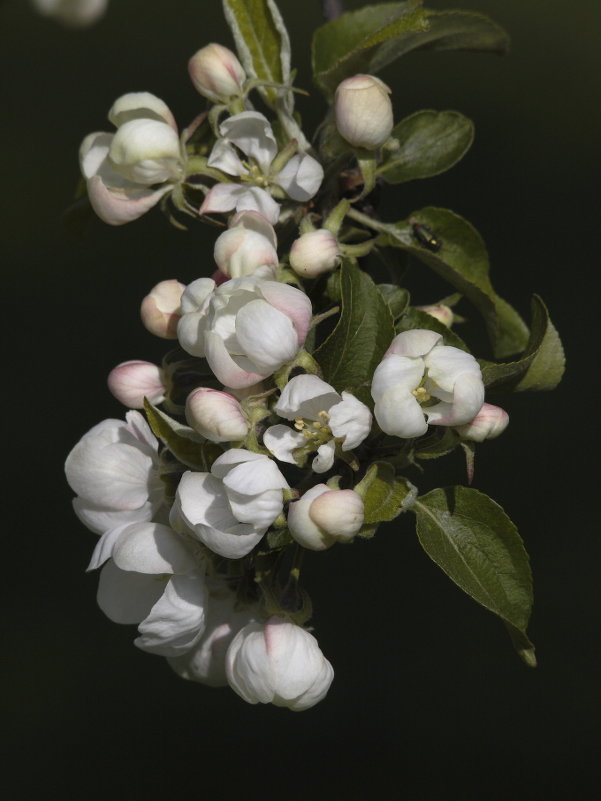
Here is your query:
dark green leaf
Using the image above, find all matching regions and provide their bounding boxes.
[377,284,410,319]
[312,2,429,96]
[396,305,470,351]
[481,295,565,391]
[144,399,222,471]
[379,110,474,184]
[355,462,416,537]
[380,207,529,358]
[312,4,509,97]
[315,258,395,405]
[414,486,534,664]
[222,0,290,107]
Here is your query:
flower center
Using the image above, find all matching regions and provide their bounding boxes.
[412,386,431,404]
[294,410,332,445]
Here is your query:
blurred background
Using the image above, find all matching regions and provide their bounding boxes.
[2,0,598,798]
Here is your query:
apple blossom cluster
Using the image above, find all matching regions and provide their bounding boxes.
[67,0,564,706]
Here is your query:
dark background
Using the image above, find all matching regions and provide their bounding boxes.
[3,1,599,798]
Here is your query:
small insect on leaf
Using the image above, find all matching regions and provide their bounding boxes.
[410,218,442,252]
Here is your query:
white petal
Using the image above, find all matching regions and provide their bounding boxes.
[374,387,428,438]
[112,522,198,575]
[371,354,424,402]
[220,456,289,494]
[312,440,336,473]
[275,374,340,420]
[234,186,281,224]
[425,345,482,394]
[86,175,168,226]
[108,92,177,129]
[263,425,306,464]
[258,281,313,346]
[97,560,165,624]
[236,300,299,373]
[426,372,485,427]
[135,574,208,656]
[87,524,132,571]
[226,487,284,528]
[80,132,112,179]
[226,622,276,705]
[109,119,182,184]
[276,153,324,201]
[329,393,372,450]
[199,183,246,215]
[204,330,267,388]
[73,497,156,535]
[385,329,442,359]
[207,138,248,176]
[219,112,277,172]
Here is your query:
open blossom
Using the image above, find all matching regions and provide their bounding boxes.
[169,581,259,687]
[172,450,289,559]
[200,111,323,224]
[65,411,163,535]
[89,521,208,657]
[32,0,108,26]
[264,374,372,473]
[213,211,279,279]
[80,92,184,225]
[371,329,485,438]
[177,275,312,389]
[107,360,166,409]
[287,485,364,550]
[226,617,334,710]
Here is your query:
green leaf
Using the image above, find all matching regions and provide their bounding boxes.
[380,207,529,358]
[312,2,429,97]
[377,284,410,319]
[414,486,535,665]
[144,399,222,471]
[481,295,565,391]
[314,258,395,405]
[312,4,509,97]
[378,110,474,183]
[355,462,416,537]
[396,305,470,351]
[222,0,290,107]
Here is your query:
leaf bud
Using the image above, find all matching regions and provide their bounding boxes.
[188,43,247,104]
[334,74,393,150]
[287,484,364,550]
[289,229,341,277]
[140,279,185,339]
[185,388,250,443]
[454,403,509,442]
[107,360,166,409]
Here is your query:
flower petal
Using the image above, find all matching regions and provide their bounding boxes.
[86,175,169,226]
[373,387,428,438]
[258,281,313,346]
[112,522,198,575]
[371,354,424,402]
[235,300,299,373]
[312,440,336,473]
[207,137,248,176]
[426,372,485,427]
[204,330,267,388]
[97,560,165,624]
[276,153,324,201]
[329,392,372,450]
[385,329,442,359]
[219,111,277,172]
[275,374,340,420]
[263,424,306,464]
[108,92,177,130]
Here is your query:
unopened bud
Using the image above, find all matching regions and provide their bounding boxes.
[334,74,393,150]
[289,229,340,277]
[455,403,509,442]
[288,485,364,550]
[140,279,185,339]
[416,304,454,328]
[214,211,278,279]
[107,360,166,409]
[186,388,250,443]
[188,43,246,104]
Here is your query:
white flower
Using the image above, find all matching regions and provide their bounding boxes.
[455,402,509,442]
[263,374,372,473]
[200,112,323,224]
[226,616,334,711]
[79,93,184,225]
[32,0,107,27]
[107,360,166,409]
[287,485,364,551]
[185,387,250,443]
[188,43,246,104]
[65,411,163,535]
[140,279,185,339]
[168,581,259,687]
[172,449,289,559]
[335,74,393,150]
[289,229,340,277]
[89,521,208,657]
[371,329,485,438]
[213,210,279,279]
[177,275,312,389]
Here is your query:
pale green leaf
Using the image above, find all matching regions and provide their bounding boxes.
[144,399,222,471]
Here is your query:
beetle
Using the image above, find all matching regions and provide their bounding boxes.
[410,219,442,252]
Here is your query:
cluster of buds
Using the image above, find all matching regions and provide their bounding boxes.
[68,29,514,710]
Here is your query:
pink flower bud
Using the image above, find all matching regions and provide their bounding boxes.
[415,304,454,328]
[214,210,278,279]
[188,44,246,104]
[185,388,250,443]
[454,403,509,442]
[335,74,393,150]
[288,485,364,550]
[107,361,166,409]
[140,279,185,339]
[289,229,340,277]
